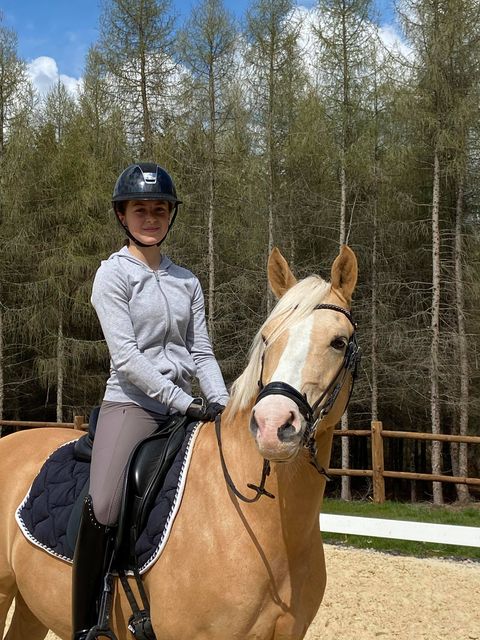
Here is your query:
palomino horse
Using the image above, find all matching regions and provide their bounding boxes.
[0,245,358,640]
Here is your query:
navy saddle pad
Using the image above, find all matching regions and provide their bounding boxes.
[17,414,200,573]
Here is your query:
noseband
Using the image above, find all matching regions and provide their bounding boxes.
[255,303,361,474]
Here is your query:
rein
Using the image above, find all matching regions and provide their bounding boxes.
[216,302,360,502]
[215,415,275,502]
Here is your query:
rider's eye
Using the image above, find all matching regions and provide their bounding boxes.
[331,337,347,351]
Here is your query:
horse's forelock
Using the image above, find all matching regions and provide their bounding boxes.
[227,275,330,415]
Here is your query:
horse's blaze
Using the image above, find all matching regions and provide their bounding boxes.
[250,395,304,460]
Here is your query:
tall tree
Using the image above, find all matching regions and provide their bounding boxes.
[246,0,303,312]
[0,15,31,426]
[178,0,236,340]
[98,0,177,157]
[314,0,375,500]
[399,0,480,504]
[438,0,480,502]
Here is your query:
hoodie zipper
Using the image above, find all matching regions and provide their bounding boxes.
[153,270,180,381]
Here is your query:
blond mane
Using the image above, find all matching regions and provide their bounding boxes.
[227,275,331,416]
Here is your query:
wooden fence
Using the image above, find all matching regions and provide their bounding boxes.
[330,421,480,503]
[1,417,479,504]
[0,417,87,431]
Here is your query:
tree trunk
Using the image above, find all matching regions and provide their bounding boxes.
[454,177,470,503]
[266,44,275,315]
[339,2,351,501]
[207,59,216,341]
[0,304,3,427]
[371,74,379,424]
[430,147,443,505]
[140,46,153,158]
[56,317,64,423]
[339,156,350,500]
[208,173,215,340]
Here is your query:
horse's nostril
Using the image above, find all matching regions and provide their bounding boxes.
[277,420,297,443]
[250,411,259,436]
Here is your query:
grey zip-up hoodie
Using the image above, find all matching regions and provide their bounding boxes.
[91,246,229,414]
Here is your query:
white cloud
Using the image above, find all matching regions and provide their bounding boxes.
[27,56,82,97]
[292,5,412,78]
[378,24,412,59]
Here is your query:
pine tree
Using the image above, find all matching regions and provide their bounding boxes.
[246,0,303,312]
[313,0,376,500]
[98,0,178,158]
[177,0,236,340]
[0,15,33,426]
[399,0,480,504]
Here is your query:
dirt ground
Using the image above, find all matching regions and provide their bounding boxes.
[6,544,480,640]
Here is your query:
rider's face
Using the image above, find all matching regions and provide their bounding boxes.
[118,200,172,245]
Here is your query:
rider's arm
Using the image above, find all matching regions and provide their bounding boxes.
[186,278,229,406]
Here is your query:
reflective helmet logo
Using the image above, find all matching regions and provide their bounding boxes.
[143,171,157,183]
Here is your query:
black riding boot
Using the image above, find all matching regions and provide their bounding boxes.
[72,495,113,640]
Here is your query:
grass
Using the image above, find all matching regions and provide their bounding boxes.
[321,498,480,561]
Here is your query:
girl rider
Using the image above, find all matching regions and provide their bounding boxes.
[71,163,229,640]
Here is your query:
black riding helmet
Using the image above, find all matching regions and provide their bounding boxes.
[112,162,182,248]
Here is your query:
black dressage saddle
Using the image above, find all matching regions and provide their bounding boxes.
[67,407,190,570]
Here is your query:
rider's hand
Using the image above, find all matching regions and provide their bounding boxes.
[185,397,206,420]
[203,402,226,422]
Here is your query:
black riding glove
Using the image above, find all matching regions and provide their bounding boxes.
[185,397,206,421]
[203,402,226,422]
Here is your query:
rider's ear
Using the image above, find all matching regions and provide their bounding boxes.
[268,247,297,299]
[331,245,358,303]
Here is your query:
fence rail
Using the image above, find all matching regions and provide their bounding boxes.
[1,417,479,504]
[331,420,480,502]
[0,417,86,430]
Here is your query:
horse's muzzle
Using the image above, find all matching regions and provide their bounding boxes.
[249,397,304,460]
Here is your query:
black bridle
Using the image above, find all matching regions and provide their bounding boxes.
[256,303,360,476]
[215,303,361,502]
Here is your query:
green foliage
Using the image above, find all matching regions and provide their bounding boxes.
[0,0,479,500]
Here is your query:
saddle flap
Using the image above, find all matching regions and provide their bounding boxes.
[115,415,189,567]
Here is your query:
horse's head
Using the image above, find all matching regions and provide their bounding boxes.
[230,245,359,464]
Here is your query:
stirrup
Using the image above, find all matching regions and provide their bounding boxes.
[83,563,119,640]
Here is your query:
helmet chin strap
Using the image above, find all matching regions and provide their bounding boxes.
[116,207,178,249]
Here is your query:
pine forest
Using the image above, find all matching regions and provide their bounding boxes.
[0,0,479,503]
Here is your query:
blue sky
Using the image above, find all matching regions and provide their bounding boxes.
[1,0,396,90]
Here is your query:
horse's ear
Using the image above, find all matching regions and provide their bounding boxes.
[331,245,358,302]
[268,247,297,299]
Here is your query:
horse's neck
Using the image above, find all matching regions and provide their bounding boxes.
[220,406,326,539]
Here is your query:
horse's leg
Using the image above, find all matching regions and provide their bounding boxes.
[0,575,16,638]
[4,591,49,640]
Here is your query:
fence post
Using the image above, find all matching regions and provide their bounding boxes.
[371,420,385,504]
[73,415,85,430]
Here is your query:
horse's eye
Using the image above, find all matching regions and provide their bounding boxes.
[331,337,347,351]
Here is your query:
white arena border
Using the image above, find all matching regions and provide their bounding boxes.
[319,514,480,548]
